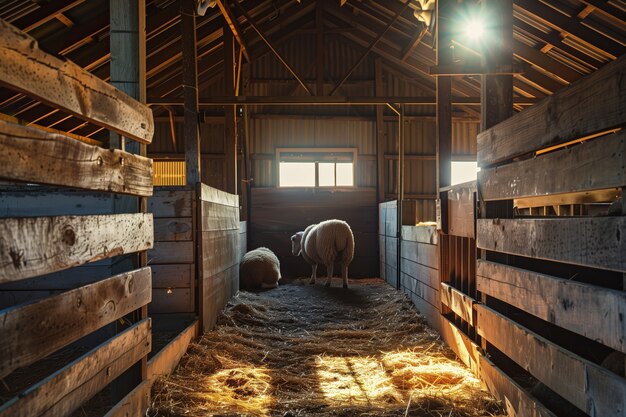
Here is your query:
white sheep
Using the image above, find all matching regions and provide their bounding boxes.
[291,219,355,289]
[239,247,281,290]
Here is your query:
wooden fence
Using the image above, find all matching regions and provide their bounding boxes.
[0,19,154,417]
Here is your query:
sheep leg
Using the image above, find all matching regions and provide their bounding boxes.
[325,263,334,287]
[342,265,349,289]
[309,264,317,285]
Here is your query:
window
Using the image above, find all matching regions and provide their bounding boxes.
[451,161,479,186]
[276,148,356,187]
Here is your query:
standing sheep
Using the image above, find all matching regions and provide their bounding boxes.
[291,219,354,289]
[239,247,281,290]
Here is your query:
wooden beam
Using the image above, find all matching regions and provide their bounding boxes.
[476,304,626,417]
[104,379,152,417]
[233,1,313,96]
[375,58,385,203]
[0,319,151,417]
[478,55,626,166]
[440,283,475,325]
[329,0,411,96]
[513,39,582,84]
[0,268,151,380]
[401,26,427,61]
[477,260,626,354]
[477,217,626,273]
[316,2,324,96]
[0,214,153,283]
[0,119,152,196]
[0,20,153,144]
[181,0,201,184]
[147,320,198,379]
[10,0,85,32]
[224,22,237,194]
[215,0,251,62]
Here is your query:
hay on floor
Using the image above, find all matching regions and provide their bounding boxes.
[150,279,504,417]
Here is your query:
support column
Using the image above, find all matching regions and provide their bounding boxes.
[375,58,385,203]
[181,0,201,186]
[224,21,237,194]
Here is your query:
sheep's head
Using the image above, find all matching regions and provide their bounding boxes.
[291,232,304,256]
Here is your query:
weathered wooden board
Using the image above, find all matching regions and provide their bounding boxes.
[439,318,479,374]
[479,132,626,201]
[150,288,193,314]
[379,235,386,266]
[514,188,621,209]
[403,273,439,306]
[199,183,238,207]
[200,230,240,278]
[202,265,238,332]
[447,182,475,239]
[154,217,193,241]
[0,319,151,417]
[378,203,387,236]
[400,257,439,288]
[200,201,239,231]
[149,241,194,264]
[151,264,193,288]
[477,55,626,166]
[401,225,438,244]
[0,267,151,379]
[477,260,626,354]
[103,379,152,417]
[400,240,439,269]
[0,120,153,196]
[148,189,193,218]
[479,355,557,417]
[0,20,154,143]
[476,304,626,417]
[0,189,115,217]
[0,213,153,283]
[440,282,475,325]
[147,320,198,380]
[385,236,398,269]
[239,222,247,261]
[477,217,626,272]
[408,291,441,330]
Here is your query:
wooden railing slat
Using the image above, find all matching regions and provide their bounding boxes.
[0,19,154,144]
[0,119,153,196]
[0,213,153,283]
[0,267,151,380]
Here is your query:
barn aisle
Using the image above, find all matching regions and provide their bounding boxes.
[150,279,502,417]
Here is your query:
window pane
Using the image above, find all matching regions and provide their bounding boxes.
[336,163,354,186]
[280,162,315,187]
[318,163,335,186]
[451,161,478,185]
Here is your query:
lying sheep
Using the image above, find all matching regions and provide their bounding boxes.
[291,219,354,289]
[239,247,281,290]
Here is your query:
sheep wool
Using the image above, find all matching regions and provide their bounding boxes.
[291,219,354,288]
[239,247,282,290]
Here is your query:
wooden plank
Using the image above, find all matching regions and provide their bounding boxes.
[400,240,439,269]
[152,264,193,288]
[448,182,475,239]
[0,189,115,217]
[514,188,621,209]
[149,241,194,264]
[477,260,626,354]
[149,189,193,217]
[479,355,557,417]
[202,265,238,332]
[150,288,193,313]
[103,379,152,417]
[154,217,193,241]
[476,304,626,417]
[0,120,152,196]
[440,282,475,326]
[401,225,438,244]
[200,201,240,231]
[199,183,239,207]
[439,318,479,373]
[0,319,151,417]
[0,20,153,144]
[200,230,240,278]
[400,257,439,289]
[0,213,153,283]
[0,268,151,379]
[479,132,626,201]
[477,217,626,272]
[478,55,626,166]
[408,291,441,330]
[147,320,198,380]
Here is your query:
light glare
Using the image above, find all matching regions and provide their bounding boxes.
[463,17,485,40]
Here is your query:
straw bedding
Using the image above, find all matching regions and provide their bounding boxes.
[150,278,504,417]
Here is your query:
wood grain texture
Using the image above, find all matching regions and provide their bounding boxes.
[479,355,557,417]
[447,182,476,238]
[0,268,151,379]
[200,201,239,231]
[202,265,238,332]
[151,264,193,288]
[440,282,475,325]
[154,217,193,241]
[400,257,439,288]
[147,320,198,380]
[0,20,153,143]
[149,241,194,264]
[148,189,193,218]
[402,273,439,306]
[0,213,153,283]
[199,183,238,207]
[439,318,479,374]
[401,225,438,244]
[478,55,626,166]
[150,288,193,313]
[400,240,439,269]
[200,230,239,278]
[103,379,152,417]
[477,217,626,272]
[477,260,626,354]
[476,304,626,417]
[0,120,153,196]
[0,319,151,417]
[479,132,626,201]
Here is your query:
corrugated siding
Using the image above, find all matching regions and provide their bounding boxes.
[452,122,479,158]
[153,160,186,186]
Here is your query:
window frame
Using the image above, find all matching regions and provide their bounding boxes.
[275,147,358,188]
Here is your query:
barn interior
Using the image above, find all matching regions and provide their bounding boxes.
[0,0,624,416]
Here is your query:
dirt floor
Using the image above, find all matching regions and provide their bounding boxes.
[149,278,504,417]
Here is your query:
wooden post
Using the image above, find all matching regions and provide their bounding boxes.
[375,58,385,203]
[181,0,201,186]
[224,21,237,194]
[316,1,324,96]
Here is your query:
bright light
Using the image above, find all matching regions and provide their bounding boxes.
[336,163,354,186]
[451,161,478,185]
[279,162,315,187]
[463,16,485,40]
